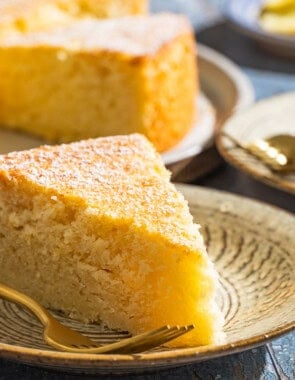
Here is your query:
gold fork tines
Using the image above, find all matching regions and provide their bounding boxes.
[223,133,295,173]
[0,283,194,354]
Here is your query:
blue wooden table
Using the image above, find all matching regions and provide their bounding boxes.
[1,1,294,379]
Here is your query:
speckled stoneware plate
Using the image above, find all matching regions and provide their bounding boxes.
[0,184,294,374]
[0,44,254,182]
[217,92,295,194]
[223,0,295,58]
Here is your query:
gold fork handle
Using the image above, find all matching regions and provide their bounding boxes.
[0,283,50,326]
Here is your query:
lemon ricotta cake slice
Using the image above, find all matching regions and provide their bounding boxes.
[0,134,223,347]
[0,13,197,152]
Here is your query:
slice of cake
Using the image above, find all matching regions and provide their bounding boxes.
[0,134,223,347]
[0,13,197,152]
[0,0,148,36]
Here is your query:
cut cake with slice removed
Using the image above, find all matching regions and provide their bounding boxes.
[0,13,197,152]
[0,134,223,347]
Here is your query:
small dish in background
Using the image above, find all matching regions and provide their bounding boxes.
[222,0,295,58]
[217,92,295,194]
[260,0,295,36]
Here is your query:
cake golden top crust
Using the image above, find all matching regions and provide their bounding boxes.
[0,13,193,56]
[0,134,202,248]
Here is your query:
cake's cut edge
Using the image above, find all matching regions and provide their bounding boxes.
[0,12,197,152]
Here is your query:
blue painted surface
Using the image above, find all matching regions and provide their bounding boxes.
[244,68,295,100]
[151,0,222,30]
[220,0,265,31]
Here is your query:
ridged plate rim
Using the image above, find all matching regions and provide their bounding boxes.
[0,184,294,373]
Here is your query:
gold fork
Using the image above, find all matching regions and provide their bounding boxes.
[222,133,295,173]
[0,283,194,354]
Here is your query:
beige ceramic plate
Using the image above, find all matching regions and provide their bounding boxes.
[0,184,294,374]
[0,44,254,182]
[217,92,295,194]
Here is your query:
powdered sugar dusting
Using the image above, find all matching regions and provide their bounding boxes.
[1,13,192,56]
[0,134,204,249]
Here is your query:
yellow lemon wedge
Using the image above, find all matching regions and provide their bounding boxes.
[260,0,295,35]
